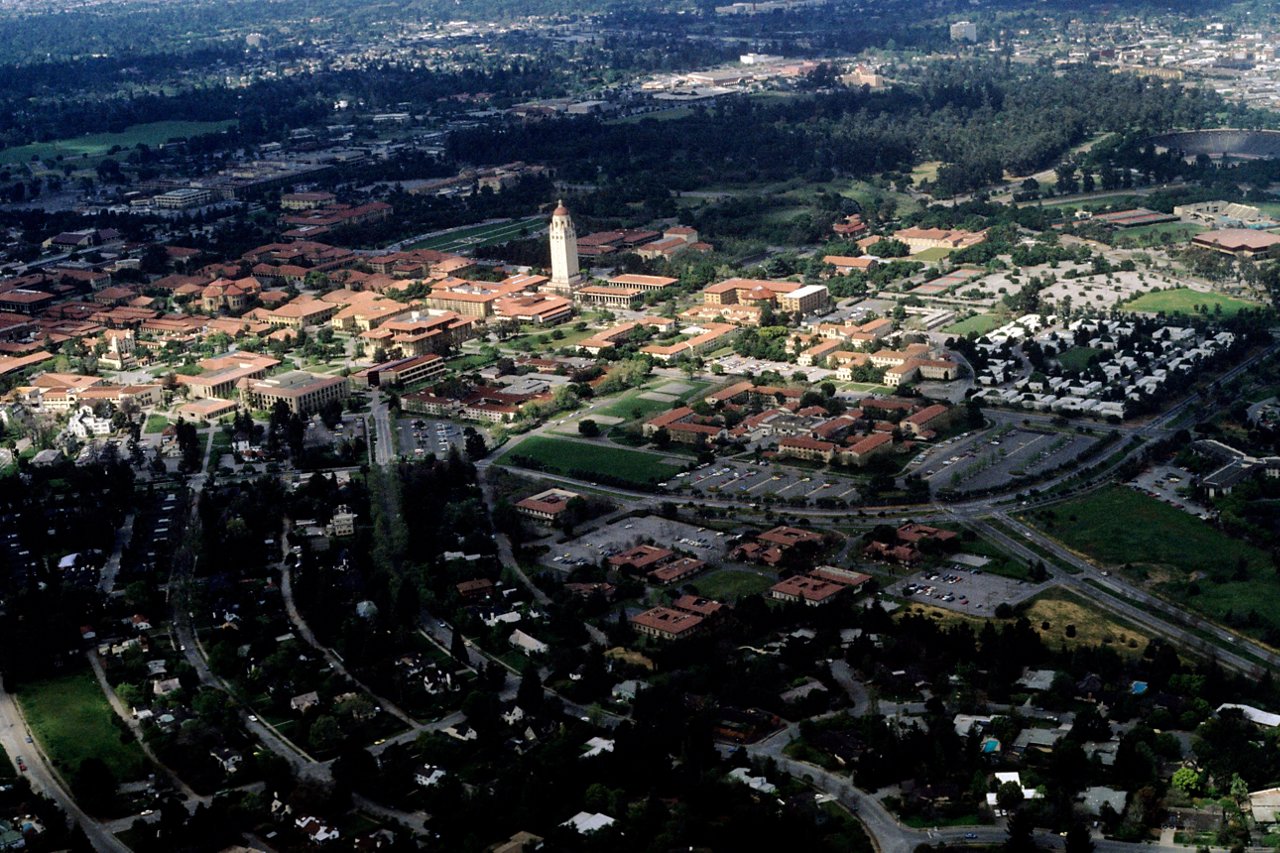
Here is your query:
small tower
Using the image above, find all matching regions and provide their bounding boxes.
[548,199,581,295]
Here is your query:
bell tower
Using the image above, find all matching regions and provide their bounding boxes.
[548,199,581,295]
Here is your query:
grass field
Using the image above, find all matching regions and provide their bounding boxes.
[689,570,774,602]
[17,670,148,781]
[408,217,542,253]
[944,313,1002,337]
[608,106,696,125]
[1025,486,1279,636]
[594,380,710,423]
[499,435,684,487]
[912,247,953,262]
[143,414,170,435]
[0,120,236,166]
[1056,346,1102,372]
[1116,221,1206,245]
[1120,288,1261,318]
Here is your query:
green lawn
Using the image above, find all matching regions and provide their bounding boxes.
[499,435,684,487]
[1057,346,1102,372]
[0,120,236,165]
[596,392,682,421]
[687,570,774,602]
[143,414,170,435]
[408,217,542,253]
[16,670,149,781]
[912,247,953,262]
[1116,221,1206,246]
[944,313,1002,337]
[1025,486,1279,637]
[594,381,709,423]
[1120,288,1262,318]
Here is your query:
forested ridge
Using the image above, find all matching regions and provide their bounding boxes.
[450,63,1244,194]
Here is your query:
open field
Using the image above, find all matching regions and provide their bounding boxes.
[911,161,942,184]
[1120,288,1262,317]
[912,247,953,262]
[688,570,774,602]
[499,435,684,487]
[0,120,236,165]
[1025,486,1280,636]
[900,589,1152,655]
[17,670,148,781]
[944,313,1002,337]
[1056,346,1102,372]
[608,107,696,125]
[409,216,542,253]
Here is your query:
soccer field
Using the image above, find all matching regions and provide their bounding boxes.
[409,217,543,253]
[499,435,684,487]
[1120,288,1261,317]
[0,120,237,166]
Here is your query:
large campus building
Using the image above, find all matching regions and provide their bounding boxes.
[239,371,349,414]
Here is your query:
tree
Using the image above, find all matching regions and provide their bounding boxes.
[72,757,117,815]
[997,780,1026,812]
[1065,822,1094,853]
[1005,809,1037,853]
[450,629,469,665]
[464,431,488,460]
[578,419,600,437]
[309,715,343,752]
[516,666,544,712]
[1172,767,1203,797]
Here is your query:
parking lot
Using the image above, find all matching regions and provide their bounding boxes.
[917,426,1100,493]
[540,514,728,571]
[663,460,860,506]
[886,565,1048,614]
[397,417,484,458]
[1128,464,1208,518]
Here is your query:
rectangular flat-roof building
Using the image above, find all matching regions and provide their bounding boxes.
[240,371,348,414]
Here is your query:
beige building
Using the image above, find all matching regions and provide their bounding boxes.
[239,371,349,414]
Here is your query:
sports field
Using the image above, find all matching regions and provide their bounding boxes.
[944,313,1002,337]
[0,120,236,165]
[408,217,543,253]
[1120,288,1261,317]
[499,435,684,487]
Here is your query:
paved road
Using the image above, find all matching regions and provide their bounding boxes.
[98,512,135,594]
[975,511,1279,674]
[369,391,397,466]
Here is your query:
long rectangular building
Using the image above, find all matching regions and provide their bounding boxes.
[240,371,348,414]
